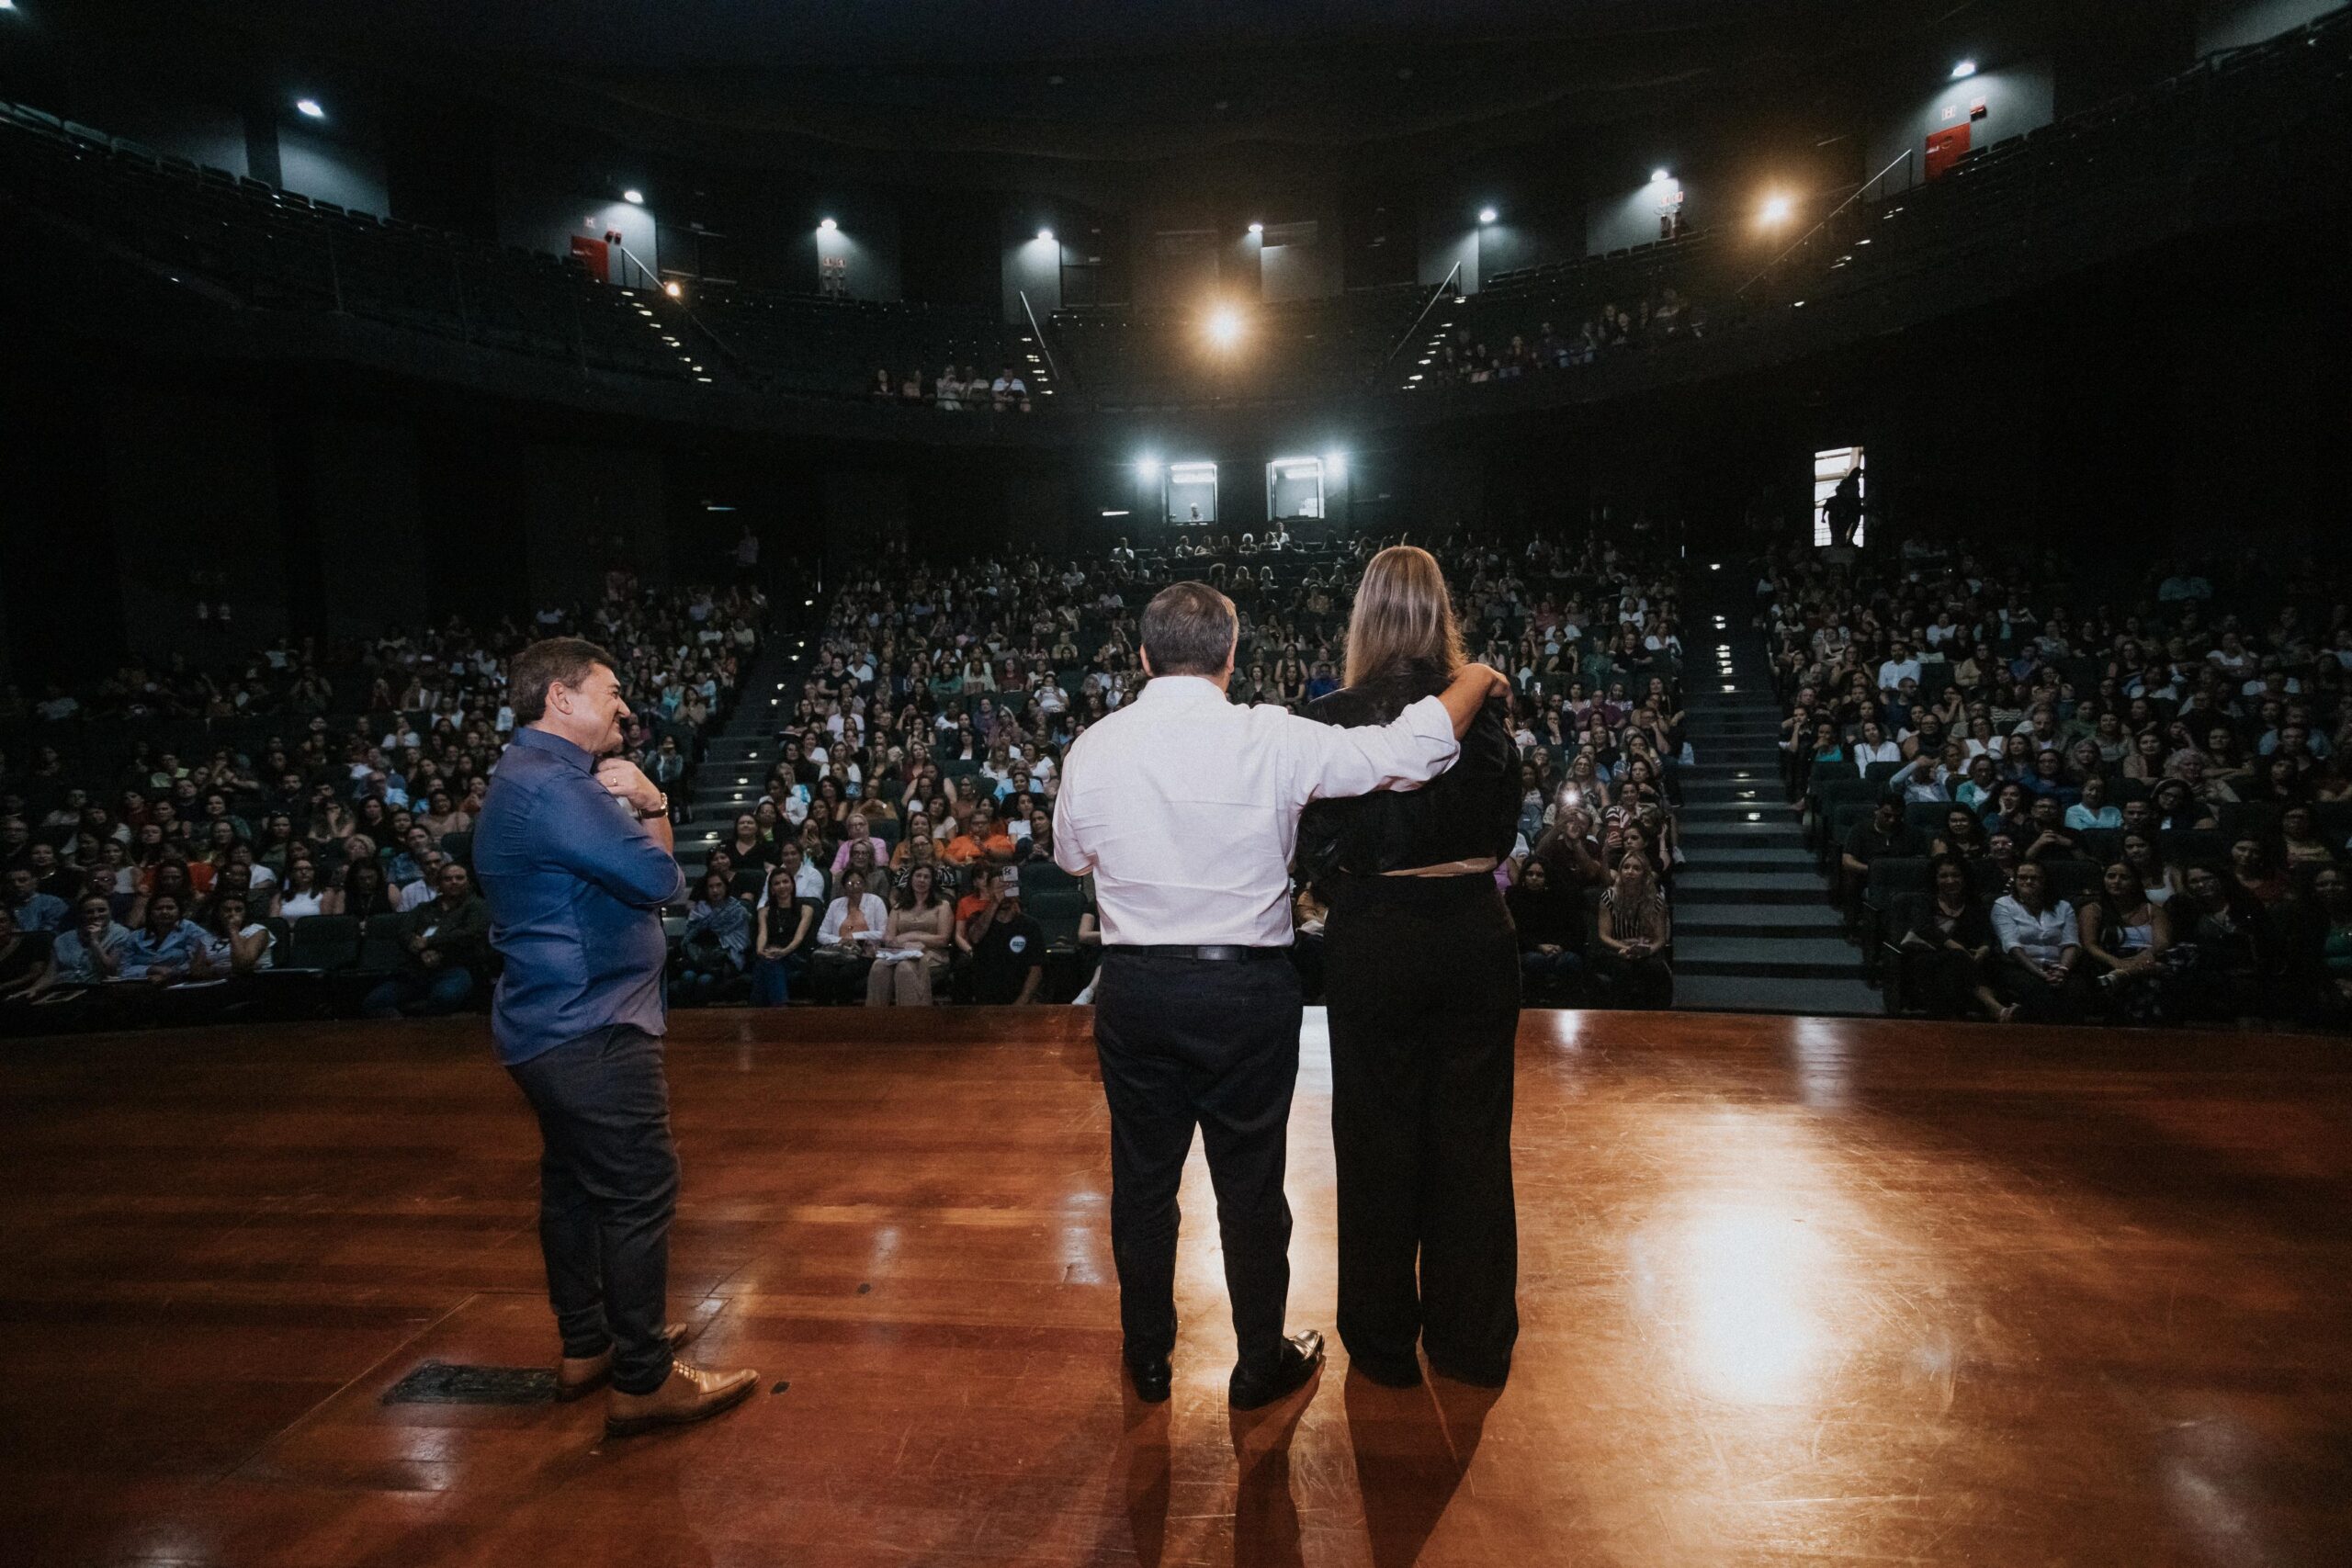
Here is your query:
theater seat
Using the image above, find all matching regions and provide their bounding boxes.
[284,916,361,972]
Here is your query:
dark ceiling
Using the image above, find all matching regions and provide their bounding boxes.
[29,0,2022,172]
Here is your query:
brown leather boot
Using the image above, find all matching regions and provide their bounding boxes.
[555,1322,697,1402]
[605,1360,760,1438]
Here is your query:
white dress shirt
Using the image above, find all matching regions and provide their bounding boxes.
[1991,895,2080,966]
[1051,675,1460,947]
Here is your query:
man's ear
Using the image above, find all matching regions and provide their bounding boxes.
[1138,648,1157,680]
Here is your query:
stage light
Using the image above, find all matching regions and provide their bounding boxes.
[1651,168,1670,183]
[1136,457,1161,480]
[819,217,838,231]
[1759,192,1794,225]
[0,4,18,13]
[1325,451,1346,478]
[663,280,682,298]
[295,98,324,119]
[622,189,644,206]
[1248,221,1263,235]
[1036,227,1055,243]
[1477,207,1498,224]
[1951,59,1977,79]
[1205,305,1243,350]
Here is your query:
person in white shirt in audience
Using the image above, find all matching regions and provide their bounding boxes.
[1990,861,2091,1022]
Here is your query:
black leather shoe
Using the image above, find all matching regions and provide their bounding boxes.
[1125,1355,1171,1404]
[1229,1330,1324,1411]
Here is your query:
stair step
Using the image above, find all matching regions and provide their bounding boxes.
[1681,825,1807,848]
[1674,871,1827,900]
[1675,935,1864,978]
[1700,847,1815,870]
[1670,974,1884,1016]
[1675,902,1848,937]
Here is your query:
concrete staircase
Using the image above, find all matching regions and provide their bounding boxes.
[673,630,818,868]
[1669,595,1879,1015]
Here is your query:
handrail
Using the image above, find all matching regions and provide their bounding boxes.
[1738,147,1915,298]
[1018,288,1072,397]
[1370,264,1461,388]
[610,242,661,292]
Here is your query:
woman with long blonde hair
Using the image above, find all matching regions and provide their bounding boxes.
[1295,545,1521,1389]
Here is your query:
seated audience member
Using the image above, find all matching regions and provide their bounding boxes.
[122,892,217,985]
[1989,862,2092,1023]
[2168,864,2270,1021]
[6,866,67,935]
[1593,852,1673,1009]
[2064,773,2122,832]
[673,868,752,1002]
[2227,835,2291,908]
[200,891,275,976]
[1931,807,1991,861]
[2278,806,2336,871]
[329,859,399,920]
[749,866,817,1007]
[40,893,132,990]
[963,866,1044,1004]
[361,863,491,1018]
[2079,861,2174,1025]
[830,810,883,877]
[942,798,1016,866]
[865,863,954,1007]
[0,905,52,1004]
[1840,795,1922,926]
[2288,864,2352,1024]
[1893,856,2005,1021]
[1505,856,1584,1003]
[2018,795,2081,864]
[775,839,829,906]
[277,858,329,919]
[818,867,889,953]
[725,813,775,869]
[2120,831,2184,906]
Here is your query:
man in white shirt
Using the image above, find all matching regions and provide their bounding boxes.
[1875,641,1921,694]
[1052,581,1505,1410]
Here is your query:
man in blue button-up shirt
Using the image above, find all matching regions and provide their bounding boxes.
[475,637,758,1438]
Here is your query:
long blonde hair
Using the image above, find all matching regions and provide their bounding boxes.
[1343,545,1466,688]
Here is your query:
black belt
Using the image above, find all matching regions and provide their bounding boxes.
[1105,943,1290,963]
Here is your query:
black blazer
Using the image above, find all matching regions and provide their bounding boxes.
[1295,660,1520,893]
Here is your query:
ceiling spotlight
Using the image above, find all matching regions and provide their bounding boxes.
[622,189,644,205]
[1951,59,1977,79]
[1136,457,1161,480]
[1477,207,1498,224]
[1248,221,1264,235]
[1205,305,1243,349]
[1324,451,1346,478]
[819,217,838,231]
[1036,227,1055,243]
[1759,193,1795,225]
[663,280,682,298]
[1651,168,1670,183]
[295,98,324,119]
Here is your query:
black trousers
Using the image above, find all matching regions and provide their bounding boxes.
[505,1023,681,1396]
[1323,874,1521,1382]
[1092,950,1304,1371]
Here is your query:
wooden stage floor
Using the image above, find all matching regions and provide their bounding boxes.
[4,1008,2349,1567]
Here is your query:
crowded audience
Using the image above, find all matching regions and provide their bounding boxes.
[1763,529,2352,1029]
[665,521,1689,1011]
[0,574,765,1031]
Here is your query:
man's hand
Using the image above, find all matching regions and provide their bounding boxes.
[594,757,664,815]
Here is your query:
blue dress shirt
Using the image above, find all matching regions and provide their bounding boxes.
[475,727,686,1065]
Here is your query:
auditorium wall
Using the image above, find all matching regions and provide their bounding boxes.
[103,388,289,659]
[1867,60,2056,188]
[276,125,391,219]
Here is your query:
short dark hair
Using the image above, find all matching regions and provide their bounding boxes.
[510,637,618,724]
[1141,581,1237,678]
